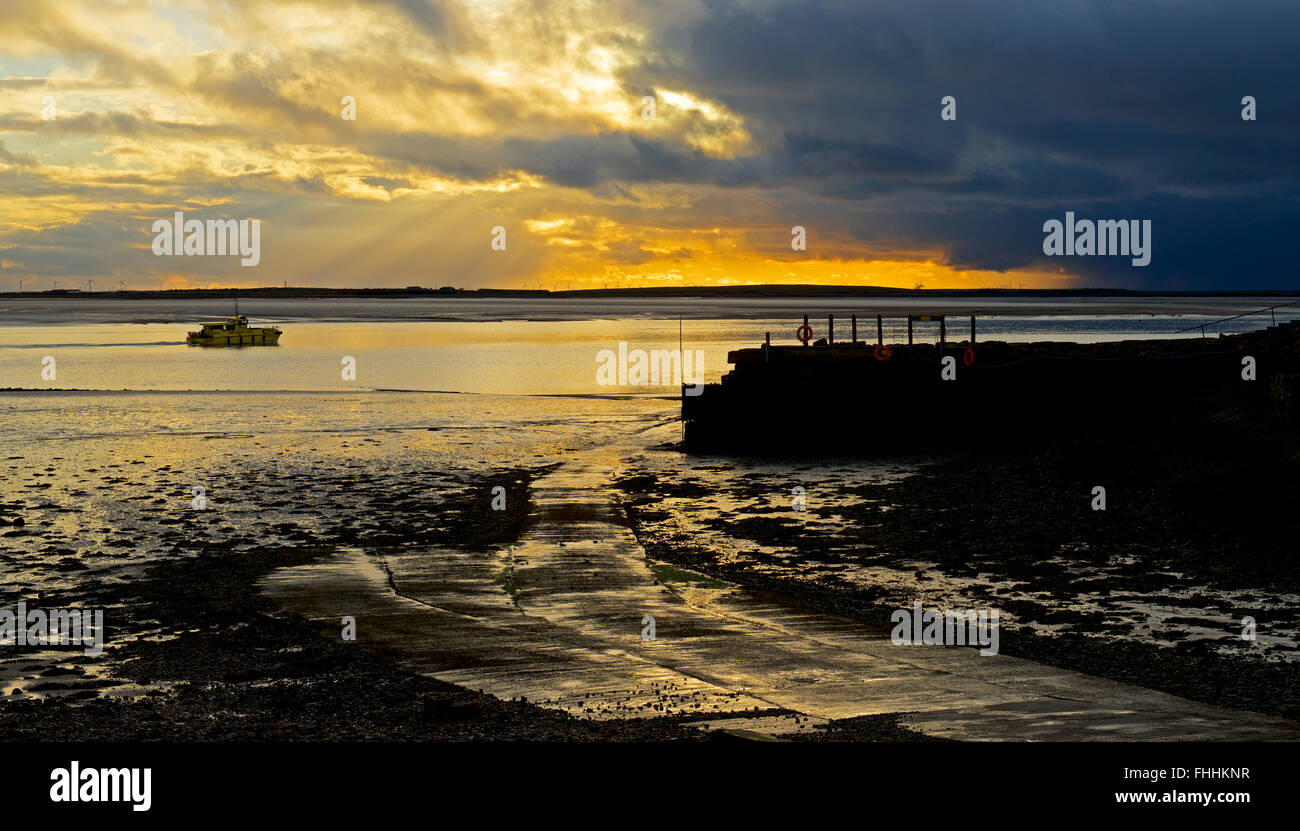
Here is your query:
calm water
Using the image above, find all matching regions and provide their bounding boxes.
[1,296,1296,393]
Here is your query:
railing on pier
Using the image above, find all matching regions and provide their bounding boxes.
[781,313,978,349]
[770,303,1299,350]
[1172,300,1300,337]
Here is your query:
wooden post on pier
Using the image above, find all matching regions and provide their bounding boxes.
[907,316,913,345]
[877,315,883,346]
[803,314,809,348]
[828,314,834,345]
[970,315,976,344]
[851,315,857,345]
[939,318,946,352]
[765,331,771,362]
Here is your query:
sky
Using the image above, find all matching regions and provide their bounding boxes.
[0,0,1297,291]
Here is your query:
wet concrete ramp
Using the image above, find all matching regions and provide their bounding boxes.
[260,444,1300,741]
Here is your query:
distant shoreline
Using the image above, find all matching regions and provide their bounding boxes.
[4,284,1300,300]
[3,290,1297,330]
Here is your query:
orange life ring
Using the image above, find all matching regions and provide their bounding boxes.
[874,344,892,360]
[796,324,813,344]
[963,348,974,366]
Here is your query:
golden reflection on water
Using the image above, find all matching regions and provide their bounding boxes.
[2,390,671,600]
[0,320,747,393]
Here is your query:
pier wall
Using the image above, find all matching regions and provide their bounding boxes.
[682,327,1292,454]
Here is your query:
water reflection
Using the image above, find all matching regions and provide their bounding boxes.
[3,312,1295,393]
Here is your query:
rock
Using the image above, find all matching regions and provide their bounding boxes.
[421,692,485,721]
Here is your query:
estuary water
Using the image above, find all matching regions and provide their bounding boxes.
[1,295,1295,393]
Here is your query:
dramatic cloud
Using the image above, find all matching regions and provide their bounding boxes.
[1,0,1296,290]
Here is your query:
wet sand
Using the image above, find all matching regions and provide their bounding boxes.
[613,419,1300,721]
[3,383,1297,739]
[261,430,1298,740]
[0,389,934,740]
[0,447,927,741]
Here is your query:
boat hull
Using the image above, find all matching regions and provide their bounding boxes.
[187,329,281,347]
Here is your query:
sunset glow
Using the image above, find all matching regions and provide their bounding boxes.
[0,0,1098,291]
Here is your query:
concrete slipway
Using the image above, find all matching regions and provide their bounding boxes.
[259,432,1299,741]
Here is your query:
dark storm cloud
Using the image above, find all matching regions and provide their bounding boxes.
[615,0,1300,287]
[5,0,1296,289]
[360,129,768,189]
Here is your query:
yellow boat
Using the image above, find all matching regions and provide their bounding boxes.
[186,314,281,346]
